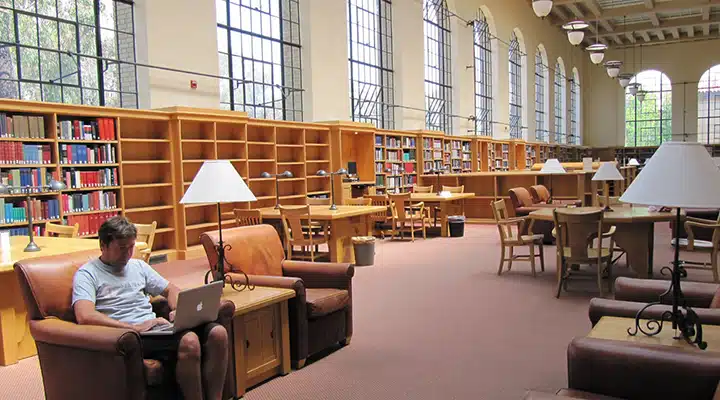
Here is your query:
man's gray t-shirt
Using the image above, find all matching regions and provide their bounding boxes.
[72,258,169,325]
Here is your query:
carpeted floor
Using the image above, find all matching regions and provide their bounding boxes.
[0,222,713,400]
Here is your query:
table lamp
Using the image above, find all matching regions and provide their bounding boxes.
[429,166,448,195]
[180,160,257,292]
[620,142,720,350]
[316,168,347,210]
[591,162,624,211]
[0,178,66,252]
[539,158,566,203]
[260,171,293,209]
[628,158,640,166]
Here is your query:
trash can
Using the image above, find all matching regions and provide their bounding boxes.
[448,216,465,238]
[352,236,376,266]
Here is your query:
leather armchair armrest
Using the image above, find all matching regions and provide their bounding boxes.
[568,337,720,399]
[226,272,306,298]
[588,298,720,326]
[282,260,354,290]
[614,277,717,307]
[30,318,140,353]
[515,207,539,215]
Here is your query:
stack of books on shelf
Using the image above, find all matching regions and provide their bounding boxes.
[0,198,60,224]
[0,168,56,192]
[0,143,52,164]
[63,168,119,188]
[62,191,118,213]
[66,211,120,237]
[0,113,46,138]
[57,118,116,140]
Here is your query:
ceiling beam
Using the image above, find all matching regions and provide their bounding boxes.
[552,5,569,21]
[644,0,654,9]
[599,19,615,32]
[583,0,601,16]
[671,27,680,39]
[625,32,637,43]
[703,24,710,35]
[649,13,660,27]
[656,30,666,41]
[640,31,651,42]
[597,15,720,38]
[702,7,711,21]
[567,3,584,18]
[686,26,695,37]
[616,35,720,48]
[555,0,720,25]
[612,34,624,45]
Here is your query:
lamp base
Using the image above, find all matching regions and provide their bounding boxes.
[602,205,614,212]
[24,241,41,252]
[205,240,255,292]
[329,203,338,211]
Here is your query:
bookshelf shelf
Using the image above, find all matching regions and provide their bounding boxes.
[0,138,54,143]
[121,138,171,143]
[123,183,173,189]
[58,139,118,144]
[123,160,171,165]
[0,219,60,228]
[65,209,121,216]
[60,163,118,168]
[62,186,120,192]
[124,205,174,213]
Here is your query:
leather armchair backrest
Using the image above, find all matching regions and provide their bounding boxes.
[14,249,101,321]
[508,187,534,208]
[200,224,285,276]
[530,185,550,203]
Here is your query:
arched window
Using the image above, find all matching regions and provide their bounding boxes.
[534,46,548,142]
[569,68,580,145]
[217,0,303,120]
[625,70,671,146]
[473,10,492,136]
[423,0,452,133]
[348,0,394,128]
[698,64,720,144]
[508,31,523,139]
[554,59,566,144]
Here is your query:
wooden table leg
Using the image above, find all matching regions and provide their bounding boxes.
[612,223,654,278]
[329,219,358,263]
[0,271,36,366]
[280,301,291,375]
[440,203,449,237]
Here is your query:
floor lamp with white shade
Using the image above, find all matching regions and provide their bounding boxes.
[180,160,257,292]
[621,142,720,349]
[540,159,566,203]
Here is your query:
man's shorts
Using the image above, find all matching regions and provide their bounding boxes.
[141,322,219,361]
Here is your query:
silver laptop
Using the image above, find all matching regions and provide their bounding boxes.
[140,281,224,336]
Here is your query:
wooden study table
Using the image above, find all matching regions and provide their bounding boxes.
[259,205,387,263]
[528,206,675,278]
[589,316,720,352]
[410,193,474,237]
[0,236,99,366]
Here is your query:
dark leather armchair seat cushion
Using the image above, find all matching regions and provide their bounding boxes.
[306,288,349,318]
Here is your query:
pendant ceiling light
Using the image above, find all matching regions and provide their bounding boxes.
[562,21,589,45]
[628,82,641,95]
[532,0,553,18]
[604,60,623,78]
[636,90,646,102]
[617,73,634,88]
[587,43,607,65]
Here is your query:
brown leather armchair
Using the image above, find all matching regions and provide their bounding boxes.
[588,277,720,326]
[508,187,556,243]
[524,337,720,399]
[200,224,354,368]
[13,250,236,400]
[529,185,582,207]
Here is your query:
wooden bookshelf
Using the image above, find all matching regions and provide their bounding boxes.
[373,129,418,193]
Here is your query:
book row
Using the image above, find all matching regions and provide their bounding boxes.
[66,211,120,236]
[62,168,119,188]
[0,168,55,191]
[0,198,61,224]
[62,191,118,213]
[59,144,117,164]
[57,118,116,141]
[0,143,52,164]
[0,114,46,138]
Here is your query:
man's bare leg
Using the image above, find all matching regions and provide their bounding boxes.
[176,332,203,400]
[201,324,229,400]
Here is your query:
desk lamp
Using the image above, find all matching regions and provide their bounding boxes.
[621,142,720,350]
[429,166,448,195]
[316,168,347,210]
[591,162,624,211]
[0,178,66,252]
[180,160,257,292]
[539,158,566,203]
[627,158,640,166]
[260,171,293,209]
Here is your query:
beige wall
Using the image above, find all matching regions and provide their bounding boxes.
[583,39,720,147]
[132,0,588,142]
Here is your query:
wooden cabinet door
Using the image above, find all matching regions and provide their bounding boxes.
[243,312,263,373]
[244,305,282,380]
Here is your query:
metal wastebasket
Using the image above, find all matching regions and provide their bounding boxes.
[352,236,376,266]
[448,216,465,237]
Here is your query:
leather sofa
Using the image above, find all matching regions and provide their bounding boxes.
[588,277,720,326]
[508,187,557,243]
[524,336,720,399]
[529,185,582,207]
[13,250,236,400]
[200,224,354,368]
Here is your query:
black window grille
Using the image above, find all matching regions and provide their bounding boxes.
[472,11,491,136]
[423,0,451,133]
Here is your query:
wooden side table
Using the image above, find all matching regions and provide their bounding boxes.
[589,316,720,352]
[221,286,296,397]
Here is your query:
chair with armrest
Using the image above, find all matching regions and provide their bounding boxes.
[588,277,720,326]
[12,250,236,400]
[491,199,544,277]
[681,214,720,282]
[530,184,583,207]
[388,193,428,241]
[524,337,720,399]
[133,221,157,263]
[366,194,392,238]
[200,224,354,369]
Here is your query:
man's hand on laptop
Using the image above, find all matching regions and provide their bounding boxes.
[169,310,176,322]
[134,317,171,333]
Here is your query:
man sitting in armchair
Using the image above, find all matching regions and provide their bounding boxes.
[71,216,229,400]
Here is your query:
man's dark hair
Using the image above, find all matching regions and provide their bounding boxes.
[99,216,137,246]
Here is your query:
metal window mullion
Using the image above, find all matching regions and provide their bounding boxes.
[94,0,105,105]
[348,1,356,121]
[12,8,22,99]
[74,0,84,104]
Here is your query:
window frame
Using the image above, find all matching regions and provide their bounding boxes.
[472,11,492,136]
[553,61,565,144]
[698,64,720,145]
[534,48,547,142]
[423,0,452,133]
[625,70,672,147]
[569,69,579,145]
[508,31,523,139]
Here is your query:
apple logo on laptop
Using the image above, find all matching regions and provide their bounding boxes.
[196,301,203,312]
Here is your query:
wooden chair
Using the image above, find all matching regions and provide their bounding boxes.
[133,221,157,263]
[345,197,371,206]
[44,222,79,238]
[412,184,433,193]
[682,214,720,282]
[233,209,263,226]
[307,197,331,206]
[279,205,329,261]
[366,195,392,238]
[442,185,464,193]
[388,193,428,241]
[491,200,545,277]
[553,209,616,298]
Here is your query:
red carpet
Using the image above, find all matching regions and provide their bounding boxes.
[0,222,713,400]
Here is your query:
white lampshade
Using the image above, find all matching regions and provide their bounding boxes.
[567,30,584,45]
[592,162,624,181]
[618,73,633,88]
[636,90,646,102]
[628,158,640,166]
[628,83,641,95]
[607,66,620,78]
[532,0,553,17]
[620,142,720,208]
[589,51,605,64]
[180,160,257,204]
[540,158,566,174]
